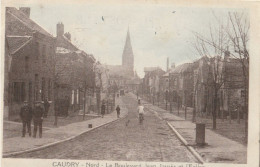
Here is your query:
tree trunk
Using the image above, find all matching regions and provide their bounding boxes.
[54,114,58,127]
[244,87,248,143]
[221,109,224,122]
[96,88,101,115]
[185,106,187,120]
[177,97,179,115]
[212,89,217,130]
[237,105,240,124]
[192,90,196,123]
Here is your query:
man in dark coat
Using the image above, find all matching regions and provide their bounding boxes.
[101,103,106,118]
[20,101,32,137]
[43,98,50,118]
[33,101,44,138]
[116,105,120,118]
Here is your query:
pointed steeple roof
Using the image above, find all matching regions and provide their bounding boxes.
[122,28,134,72]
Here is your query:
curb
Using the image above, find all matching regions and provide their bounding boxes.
[3,111,128,158]
[167,122,204,164]
[144,104,204,164]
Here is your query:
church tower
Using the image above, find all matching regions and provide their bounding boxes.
[122,28,134,76]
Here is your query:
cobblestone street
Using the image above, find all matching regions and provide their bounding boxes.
[12,95,197,162]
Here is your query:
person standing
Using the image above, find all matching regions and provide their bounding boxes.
[116,105,121,118]
[43,98,50,118]
[33,101,44,138]
[20,101,32,137]
[101,103,106,118]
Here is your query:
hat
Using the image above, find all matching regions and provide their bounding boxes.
[23,101,28,103]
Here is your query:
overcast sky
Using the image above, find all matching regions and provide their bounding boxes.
[15,3,246,77]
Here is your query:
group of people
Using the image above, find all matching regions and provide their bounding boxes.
[20,98,50,138]
[100,102,121,119]
[101,98,145,124]
[20,97,144,138]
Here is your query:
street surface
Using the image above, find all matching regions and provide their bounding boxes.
[12,95,197,162]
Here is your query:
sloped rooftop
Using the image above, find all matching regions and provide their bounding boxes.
[6,35,32,54]
[6,7,53,38]
[171,63,194,74]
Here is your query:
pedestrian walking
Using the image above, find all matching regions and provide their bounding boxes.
[20,101,32,137]
[116,105,120,118]
[43,97,50,118]
[33,101,44,138]
[101,103,106,118]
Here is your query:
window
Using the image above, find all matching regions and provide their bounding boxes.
[35,74,39,101]
[29,81,32,102]
[25,56,29,73]
[35,42,39,60]
[49,46,54,61]
[41,77,45,100]
[13,82,25,103]
[48,79,52,100]
[42,44,46,63]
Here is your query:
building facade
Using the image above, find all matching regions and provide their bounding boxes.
[5,7,55,120]
[54,23,95,115]
[169,63,194,108]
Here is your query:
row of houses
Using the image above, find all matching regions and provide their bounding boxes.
[142,51,246,118]
[4,7,96,120]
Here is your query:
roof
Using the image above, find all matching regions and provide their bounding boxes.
[126,78,141,85]
[162,72,170,77]
[56,47,72,54]
[105,65,133,78]
[171,63,194,74]
[6,7,53,38]
[6,35,32,54]
[144,67,161,72]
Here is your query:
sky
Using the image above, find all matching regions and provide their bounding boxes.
[14,3,246,77]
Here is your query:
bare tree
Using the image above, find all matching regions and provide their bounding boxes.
[192,11,249,138]
[192,20,228,130]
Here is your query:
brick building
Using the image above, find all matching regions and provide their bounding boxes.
[193,52,246,119]
[54,23,95,115]
[169,63,194,107]
[143,67,165,102]
[5,7,55,120]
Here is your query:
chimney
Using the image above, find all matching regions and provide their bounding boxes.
[166,57,169,72]
[57,22,64,37]
[19,7,30,18]
[224,50,230,62]
[171,63,175,69]
[64,32,71,41]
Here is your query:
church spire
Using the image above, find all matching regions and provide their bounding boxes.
[122,28,134,76]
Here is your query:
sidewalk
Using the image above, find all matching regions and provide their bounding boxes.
[131,93,247,164]
[3,97,128,157]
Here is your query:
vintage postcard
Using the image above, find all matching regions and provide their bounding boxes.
[1,0,259,167]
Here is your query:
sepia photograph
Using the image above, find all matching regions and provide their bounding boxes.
[1,0,259,167]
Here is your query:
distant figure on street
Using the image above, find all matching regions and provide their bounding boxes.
[137,101,145,124]
[138,99,141,105]
[33,101,44,138]
[20,101,32,137]
[116,105,121,118]
[101,103,106,118]
[43,97,50,118]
